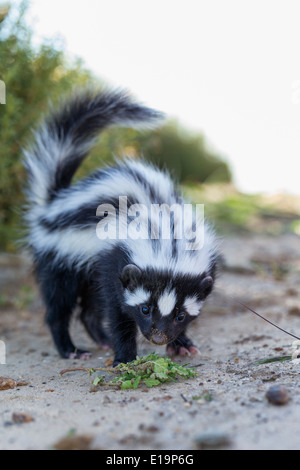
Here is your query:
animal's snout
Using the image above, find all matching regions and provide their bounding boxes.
[149,330,168,345]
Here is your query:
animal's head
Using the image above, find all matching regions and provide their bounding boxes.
[119,264,215,345]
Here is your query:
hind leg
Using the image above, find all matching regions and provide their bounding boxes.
[80,284,111,350]
[38,264,90,359]
[80,309,111,350]
[48,311,91,359]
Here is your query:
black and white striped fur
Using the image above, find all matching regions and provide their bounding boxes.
[23,88,218,365]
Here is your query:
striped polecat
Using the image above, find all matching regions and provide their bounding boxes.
[23,88,218,365]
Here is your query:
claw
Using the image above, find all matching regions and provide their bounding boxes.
[68,351,92,360]
[79,352,92,360]
[179,347,191,357]
[166,346,176,357]
[166,342,200,357]
[188,346,200,356]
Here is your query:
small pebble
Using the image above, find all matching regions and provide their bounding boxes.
[53,434,94,450]
[0,377,16,390]
[194,431,231,449]
[266,385,290,405]
[139,424,159,433]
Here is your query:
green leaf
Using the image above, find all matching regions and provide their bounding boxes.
[92,376,104,386]
[153,358,169,374]
[251,355,292,366]
[151,372,169,381]
[121,380,134,390]
[132,376,141,389]
[143,378,161,388]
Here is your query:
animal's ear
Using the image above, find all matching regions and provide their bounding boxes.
[120,264,142,290]
[200,276,213,297]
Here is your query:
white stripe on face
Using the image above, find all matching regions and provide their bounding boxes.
[124,287,151,307]
[183,296,203,316]
[158,288,177,317]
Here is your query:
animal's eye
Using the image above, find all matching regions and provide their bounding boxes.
[140,305,150,315]
[175,312,186,322]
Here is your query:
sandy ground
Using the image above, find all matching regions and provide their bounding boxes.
[1,233,300,450]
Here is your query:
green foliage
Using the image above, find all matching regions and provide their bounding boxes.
[91,352,198,390]
[60,352,198,390]
[184,183,300,236]
[202,192,262,231]
[192,391,213,402]
[0,2,95,251]
[105,352,198,390]
[138,121,232,184]
[0,283,34,310]
[78,121,232,186]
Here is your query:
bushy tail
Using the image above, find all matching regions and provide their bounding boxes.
[23,88,164,206]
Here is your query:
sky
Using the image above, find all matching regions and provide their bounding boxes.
[23,0,300,194]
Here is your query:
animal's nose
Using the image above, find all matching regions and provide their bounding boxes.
[150,331,168,345]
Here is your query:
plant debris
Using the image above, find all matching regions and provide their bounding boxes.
[250,355,292,366]
[59,352,198,390]
[192,391,213,403]
[12,412,34,424]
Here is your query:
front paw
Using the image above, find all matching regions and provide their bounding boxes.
[166,337,200,357]
[113,354,137,367]
[113,359,122,367]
